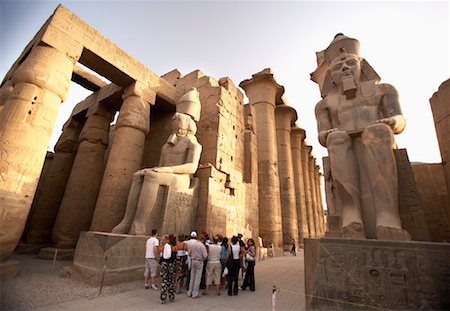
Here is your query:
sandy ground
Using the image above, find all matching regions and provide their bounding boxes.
[1,253,142,310]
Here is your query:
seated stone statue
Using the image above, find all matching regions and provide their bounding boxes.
[313,34,410,240]
[112,87,202,235]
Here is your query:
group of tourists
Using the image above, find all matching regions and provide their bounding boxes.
[144,229,257,304]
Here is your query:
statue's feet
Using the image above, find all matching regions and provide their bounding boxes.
[342,222,366,239]
[377,226,411,241]
[111,222,129,234]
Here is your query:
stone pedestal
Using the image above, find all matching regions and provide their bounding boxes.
[305,238,450,310]
[67,231,148,286]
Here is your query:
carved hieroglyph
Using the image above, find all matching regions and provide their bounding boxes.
[112,87,202,235]
[312,34,410,240]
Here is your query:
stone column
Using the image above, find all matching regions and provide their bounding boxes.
[317,167,326,234]
[52,104,112,248]
[90,82,154,232]
[291,127,308,247]
[314,164,324,236]
[302,144,316,238]
[0,45,75,265]
[26,118,82,244]
[240,69,284,253]
[275,105,299,250]
[309,154,320,237]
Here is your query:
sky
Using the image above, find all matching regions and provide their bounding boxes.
[1,0,449,167]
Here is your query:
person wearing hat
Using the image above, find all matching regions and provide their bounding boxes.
[186,230,207,299]
[313,34,410,240]
[112,88,202,235]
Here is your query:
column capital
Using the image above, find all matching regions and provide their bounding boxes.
[291,127,306,141]
[305,145,313,155]
[275,104,297,131]
[239,68,284,106]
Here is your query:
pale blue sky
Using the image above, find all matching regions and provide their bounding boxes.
[1,0,449,165]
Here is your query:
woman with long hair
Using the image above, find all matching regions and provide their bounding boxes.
[159,234,178,304]
[241,238,256,291]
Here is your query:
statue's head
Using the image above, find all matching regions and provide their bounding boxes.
[177,87,201,122]
[326,34,362,89]
[172,112,197,136]
[311,33,380,98]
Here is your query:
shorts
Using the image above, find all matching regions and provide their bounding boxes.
[206,261,221,286]
[144,258,158,277]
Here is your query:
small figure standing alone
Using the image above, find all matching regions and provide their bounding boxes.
[290,238,296,256]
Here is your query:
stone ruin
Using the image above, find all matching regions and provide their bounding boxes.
[0,5,326,279]
[1,6,449,309]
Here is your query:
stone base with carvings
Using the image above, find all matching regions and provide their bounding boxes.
[67,231,148,286]
[305,238,450,310]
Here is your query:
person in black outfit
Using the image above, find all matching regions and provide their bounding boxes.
[241,238,256,291]
[227,235,244,296]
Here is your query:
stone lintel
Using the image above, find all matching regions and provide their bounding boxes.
[72,64,108,91]
[67,83,122,121]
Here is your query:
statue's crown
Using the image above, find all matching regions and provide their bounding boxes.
[177,87,201,122]
[324,33,360,64]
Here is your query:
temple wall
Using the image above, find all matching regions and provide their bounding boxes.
[412,163,450,242]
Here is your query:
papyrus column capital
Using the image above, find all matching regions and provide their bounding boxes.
[115,82,155,134]
[275,105,297,131]
[11,45,74,101]
[239,68,284,106]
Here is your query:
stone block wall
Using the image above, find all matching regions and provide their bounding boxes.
[412,163,450,242]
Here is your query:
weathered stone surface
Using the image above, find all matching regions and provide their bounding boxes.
[0,45,75,262]
[275,105,299,249]
[291,127,308,247]
[26,119,81,244]
[412,162,450,242]
[430,78,450,196]
[0,259,21,278]
[69,231,148,286]
[90,86,153,233]
[394,149,431,241]
[303,145,316,238]
[305,238,450,310]
[313,34,409,240]
[52,104,112,248]
[240,69,284,252]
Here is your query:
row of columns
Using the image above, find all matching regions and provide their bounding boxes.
[0,44,158,266]
[47,83,154,249]
[240,69,325,251]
